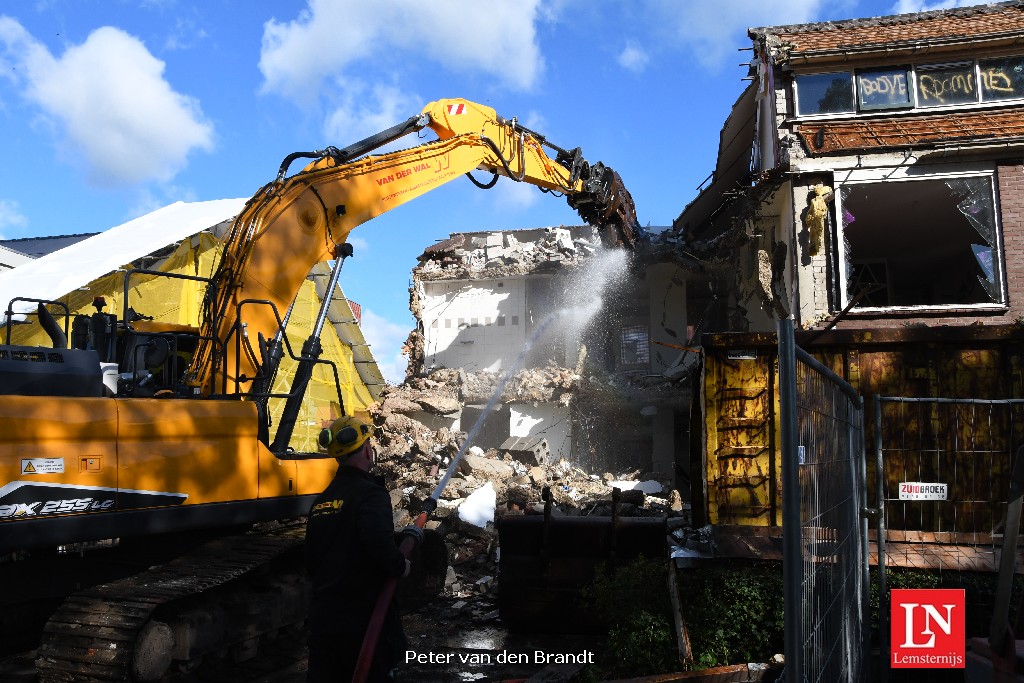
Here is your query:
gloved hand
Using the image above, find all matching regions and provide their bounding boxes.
[398,524,424,550]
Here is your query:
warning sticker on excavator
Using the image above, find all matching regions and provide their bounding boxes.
[21,458,64,475]
[447,103,466,115]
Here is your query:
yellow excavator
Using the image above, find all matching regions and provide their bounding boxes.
[0,98,642,681]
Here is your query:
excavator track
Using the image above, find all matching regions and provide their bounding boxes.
[36,523,308,683]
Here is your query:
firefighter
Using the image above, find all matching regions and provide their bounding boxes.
[305,415,421,682]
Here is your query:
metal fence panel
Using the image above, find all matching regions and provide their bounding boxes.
[875,396,1024,677]
[779,319,867,683]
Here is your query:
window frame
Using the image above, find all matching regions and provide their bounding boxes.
[793,55,1024,119]
[618,323,650,369]
[793,71,856,116]
[832,165,1007,313]
[856,66,915,112]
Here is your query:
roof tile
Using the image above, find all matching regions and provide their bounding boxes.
[759,2,1024,56]
[795,106,1024,153]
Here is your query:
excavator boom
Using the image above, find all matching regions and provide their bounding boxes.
[188,97,642,398]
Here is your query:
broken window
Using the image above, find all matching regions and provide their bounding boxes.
[837,175,1003,309]
[620,325,650,366]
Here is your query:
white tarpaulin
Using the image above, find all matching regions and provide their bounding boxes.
[0,198,247,320]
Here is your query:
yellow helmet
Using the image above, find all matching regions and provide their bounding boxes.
[318,416,375,458]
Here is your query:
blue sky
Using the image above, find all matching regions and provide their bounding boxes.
[0,0,986,382]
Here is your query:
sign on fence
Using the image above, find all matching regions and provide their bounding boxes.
[897,482,948,501]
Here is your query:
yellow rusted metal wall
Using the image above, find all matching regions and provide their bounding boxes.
[702,335,780,526]
[700,327,1024,530]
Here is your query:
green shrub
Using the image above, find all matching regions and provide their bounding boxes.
[677,561,784,669]
[606,609,677,675]
[578,556,677,679]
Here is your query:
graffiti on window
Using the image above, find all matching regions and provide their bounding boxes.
[857,68,913,110]
[980,56,1024,101]
[796,55,1024,115]
[917,65,976,107]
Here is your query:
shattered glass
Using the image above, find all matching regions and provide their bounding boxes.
[838,186,856,301]
[946,177,996,246]
[837,177,1003,308]
[946,177,1001,302]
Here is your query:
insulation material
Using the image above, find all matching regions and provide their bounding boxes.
[803,185,832,256]
[457,482,496,528]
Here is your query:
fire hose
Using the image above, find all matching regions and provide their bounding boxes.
[350,445,467,682]
[352,308,565,682]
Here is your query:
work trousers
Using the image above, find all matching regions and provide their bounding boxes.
[307,631,397,683]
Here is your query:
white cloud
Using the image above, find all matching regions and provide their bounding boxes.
[358,307,412,384]
[0,199,28,238]
[127,184,198,221]
[344,235,369,255]
[164,17,209,51]
[649,0,827,68]
[890,0,987,13]
[260,0,546,103]
[489,179,541,212]
[0,18,213,186]
[521,111,548,132]
[323,83,422,146]
[618,41,650,73]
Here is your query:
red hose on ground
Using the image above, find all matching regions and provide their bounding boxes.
[351,510,428,683]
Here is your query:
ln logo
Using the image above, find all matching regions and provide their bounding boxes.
[891,589,965,668]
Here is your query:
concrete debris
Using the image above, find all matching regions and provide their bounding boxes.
[367,365,691,631]
[459,452,515,480]
[414,226,604,281]
[461,366,580,405]
[608,479,665,495]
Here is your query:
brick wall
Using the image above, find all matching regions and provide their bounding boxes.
[829,161,1024,331]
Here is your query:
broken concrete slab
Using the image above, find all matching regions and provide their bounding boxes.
[500,435,551,466]
[414,394,461,415]
[458,452,515,480]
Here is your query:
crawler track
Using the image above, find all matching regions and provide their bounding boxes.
[36,524,307,682]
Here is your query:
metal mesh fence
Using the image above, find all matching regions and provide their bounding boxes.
[779,320,867,683]
[874,397,1024,678]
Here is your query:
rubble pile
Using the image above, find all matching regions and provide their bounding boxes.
[368,366,692,619]
[461,365,579,405]
[414,226,602,281]
[371,366,690,524]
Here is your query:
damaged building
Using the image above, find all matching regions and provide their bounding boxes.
[676,1,1024,566]
[389,224,695,488]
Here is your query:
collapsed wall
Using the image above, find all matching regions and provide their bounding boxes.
[364,225,696,609]
[382,223,690,495]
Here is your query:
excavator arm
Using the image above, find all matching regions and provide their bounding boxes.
[186,97,642,405]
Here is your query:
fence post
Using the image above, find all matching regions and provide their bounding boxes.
[858,397,871,683]
[778,318,803,683]
[874,394,888,683]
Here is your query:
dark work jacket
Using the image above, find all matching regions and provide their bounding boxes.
[305,466,406,638]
